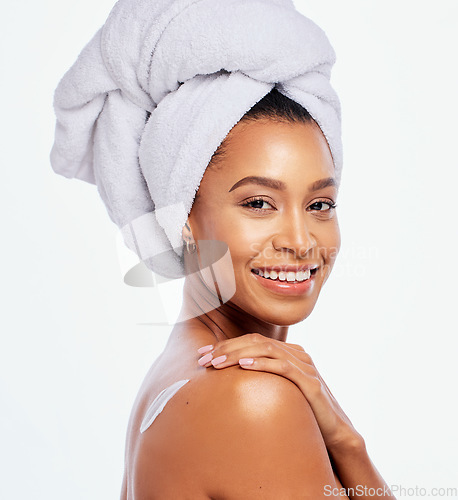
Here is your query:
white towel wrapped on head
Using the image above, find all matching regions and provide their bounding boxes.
[50,0,342,278]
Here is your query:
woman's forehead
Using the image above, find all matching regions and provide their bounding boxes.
[201,119,335,190]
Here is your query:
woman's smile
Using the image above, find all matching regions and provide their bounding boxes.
[250,265,318,296]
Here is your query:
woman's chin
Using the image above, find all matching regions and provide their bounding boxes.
[271,311,313,327]
[245,303,316,327]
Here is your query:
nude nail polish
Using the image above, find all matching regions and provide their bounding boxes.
[211,355,227,366]
[197,344,213,354]
[198,353,213,366]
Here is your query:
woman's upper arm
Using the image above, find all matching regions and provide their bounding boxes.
[134,368,341,499]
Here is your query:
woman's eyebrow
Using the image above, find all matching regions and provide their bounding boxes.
[229,176,286,192]
[308,177,336,192]
[228,176,336,193]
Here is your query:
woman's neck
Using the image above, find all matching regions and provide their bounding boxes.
[176,278,289,343]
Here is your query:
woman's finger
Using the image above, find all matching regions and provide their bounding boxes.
[198,339,304,369]
[235,355,307,382]
[198,349,318,394]
[198,333,313,364]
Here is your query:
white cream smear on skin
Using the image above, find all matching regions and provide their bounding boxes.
[140,379,190,433]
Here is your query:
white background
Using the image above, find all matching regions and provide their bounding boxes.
[1,0,457,498]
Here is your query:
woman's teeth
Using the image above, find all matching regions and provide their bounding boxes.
[252,269,311,282]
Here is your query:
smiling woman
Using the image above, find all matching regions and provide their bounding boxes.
[50,0,395,498]
[117,91,394,499]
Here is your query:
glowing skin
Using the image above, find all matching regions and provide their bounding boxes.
[139,379,189,433]
[120,119,394,499]
[183,118,341,334]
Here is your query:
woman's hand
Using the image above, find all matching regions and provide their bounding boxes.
[197,333,363,456]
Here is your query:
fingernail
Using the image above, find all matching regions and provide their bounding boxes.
[211,355,227,367]
[197,344,213,354]
[239,358,254,366]
[198,353,213,366]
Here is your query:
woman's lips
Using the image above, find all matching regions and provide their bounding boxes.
[250,268,317,296]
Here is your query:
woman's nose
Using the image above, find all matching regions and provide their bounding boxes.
[271,209,316,258]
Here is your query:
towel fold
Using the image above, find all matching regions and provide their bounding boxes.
[50,0,342,278]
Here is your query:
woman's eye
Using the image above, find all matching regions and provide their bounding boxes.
[309,201,336,211]
[243,198,273,210]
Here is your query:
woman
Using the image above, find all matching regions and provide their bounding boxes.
[50,0,395,497]
[118,89,394,498]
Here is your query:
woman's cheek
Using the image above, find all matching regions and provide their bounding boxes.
[237,221,271,260]
[320,219,341,282]
[329,218,341,260]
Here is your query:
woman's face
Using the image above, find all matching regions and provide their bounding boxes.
[187,118,340,326]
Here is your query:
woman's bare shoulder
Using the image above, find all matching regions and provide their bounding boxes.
[131,367,339,498]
